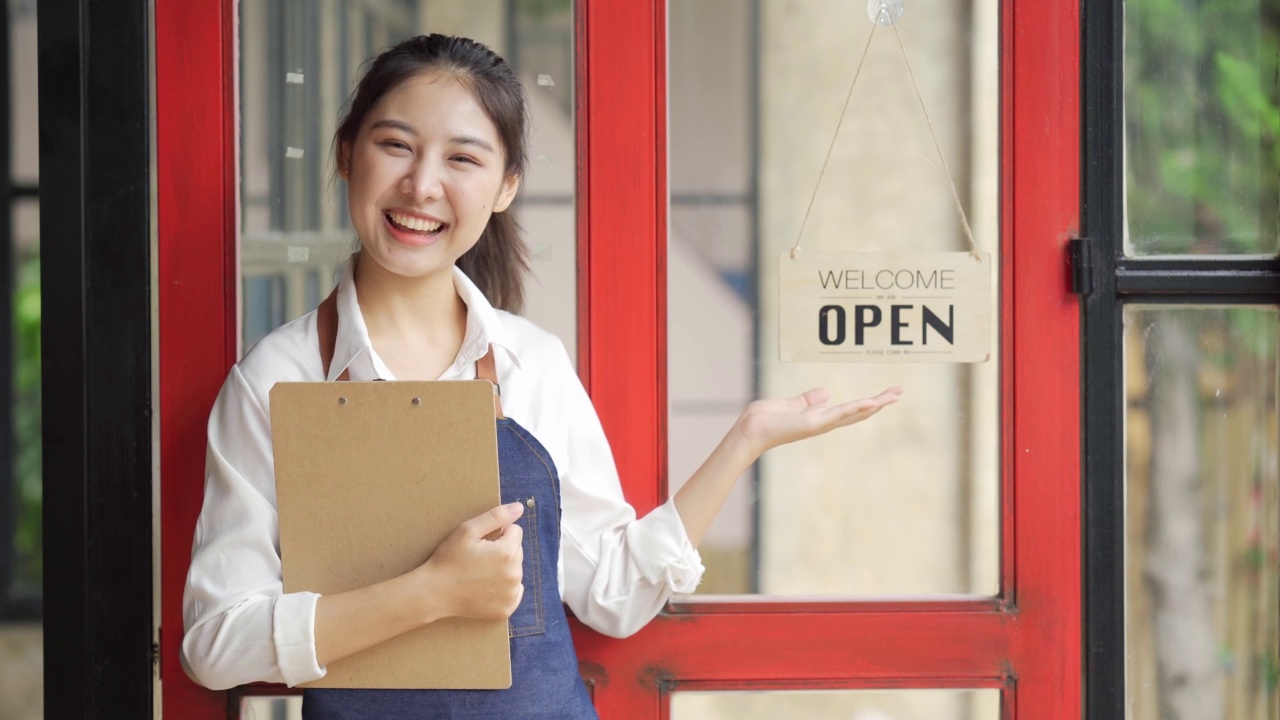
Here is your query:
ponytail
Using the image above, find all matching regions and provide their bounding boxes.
[457,210,529,313]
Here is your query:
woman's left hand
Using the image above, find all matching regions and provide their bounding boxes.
[732,386,903,459]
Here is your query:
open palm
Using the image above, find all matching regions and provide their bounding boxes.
[735,386,903,458]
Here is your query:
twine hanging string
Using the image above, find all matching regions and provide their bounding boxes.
[890,21,980,259]
[788,22,880,260]
[789,10,982,261]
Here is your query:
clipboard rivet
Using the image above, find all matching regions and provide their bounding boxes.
[337,397,347,405]
[412,397,421,406]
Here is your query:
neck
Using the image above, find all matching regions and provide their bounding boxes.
[353,254,467,352]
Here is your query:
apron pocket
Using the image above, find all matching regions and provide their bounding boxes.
[508,495,546,638]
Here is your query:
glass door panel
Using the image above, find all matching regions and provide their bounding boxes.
[667,0,1001,596]
[240,695,301,720]
[671,688,1001,720]
[1124,307,1280,718]
[1123,0,1280,256]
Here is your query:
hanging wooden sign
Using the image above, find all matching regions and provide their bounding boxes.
[779,251,992,363]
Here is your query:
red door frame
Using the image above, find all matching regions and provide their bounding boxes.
[157,1,1080,717]
[570,2,1081,716]
[157,0,237,716]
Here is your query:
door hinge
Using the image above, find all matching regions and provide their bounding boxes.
[1068,237,1093,295]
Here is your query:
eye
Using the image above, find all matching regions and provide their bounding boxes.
[450,154,480,165]
[378,140,410,152]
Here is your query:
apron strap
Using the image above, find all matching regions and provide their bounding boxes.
[316,288,350,382]
[475,345,505,419]
[315,286,504,418]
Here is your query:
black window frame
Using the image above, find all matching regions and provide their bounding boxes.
[37,0,154,716]
[1081,1,1280,718]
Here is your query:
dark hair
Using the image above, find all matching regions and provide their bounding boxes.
[335,34,531,313]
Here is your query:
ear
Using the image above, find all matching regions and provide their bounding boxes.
[493,174,521,213]
[336,141,352,180]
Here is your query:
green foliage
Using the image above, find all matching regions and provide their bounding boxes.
[1263,648,1280,692]
[1125,0,1279,254]
[12,251,40,595]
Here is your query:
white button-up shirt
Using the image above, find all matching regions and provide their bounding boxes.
[181,261,705,690]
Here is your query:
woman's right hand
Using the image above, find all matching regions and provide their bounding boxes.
[416,501,526,624]
[312,502,525,668]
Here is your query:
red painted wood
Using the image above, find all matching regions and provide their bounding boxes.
[1005,0,1082,714]
[157,0,238,717]
[578,0,666,517]
[573,0,1082,717]
[572,1,668,714]
[574,609,1013,682]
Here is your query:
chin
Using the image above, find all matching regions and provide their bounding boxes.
[360,242,460,282]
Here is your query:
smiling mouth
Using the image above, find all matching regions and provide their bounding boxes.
[386,211,446,236]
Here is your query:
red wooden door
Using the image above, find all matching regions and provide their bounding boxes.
[157,1,1080,717]
[570,2,1080,717]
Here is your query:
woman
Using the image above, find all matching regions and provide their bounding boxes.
[182,34,901,718]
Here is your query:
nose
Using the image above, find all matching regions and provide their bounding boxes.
[399,157,444,202]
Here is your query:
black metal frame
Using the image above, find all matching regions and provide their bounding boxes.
[1081,1,1280,718]
[38,0,154,716]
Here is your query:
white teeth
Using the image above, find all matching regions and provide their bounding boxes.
[388,212,443,233]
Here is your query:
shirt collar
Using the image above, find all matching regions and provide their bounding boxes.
[327,255,521,382]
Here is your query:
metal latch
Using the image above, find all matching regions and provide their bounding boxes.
[1068,237,1092,295]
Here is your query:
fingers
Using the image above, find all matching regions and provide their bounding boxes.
[422,502,528,622]
[465,502,524,540]
[799,387,831,407]
[795,386,899,409]
[822,387,903,427]
[495,520,524,549]
[877,386,905,401]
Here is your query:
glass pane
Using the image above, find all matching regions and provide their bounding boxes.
[1125,307,1280,718]
[672,688,1000,720]
[238,0,577,358]
[7,0,39,608]
[1123,1,1279,255]
[0,623,41,720]
[1,2,42,717]
[240,695,302,720]
[8,197,38,602]
[1,209,41,718]
[668,0,1001,595]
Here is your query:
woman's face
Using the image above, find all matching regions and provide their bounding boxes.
[342,71,519,282]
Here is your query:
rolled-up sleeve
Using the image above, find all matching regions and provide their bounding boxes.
[181,366,326,689]
[550,347,705,638]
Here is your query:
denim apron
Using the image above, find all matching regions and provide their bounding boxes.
[302,291,599,719]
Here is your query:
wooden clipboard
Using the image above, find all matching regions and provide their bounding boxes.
[270,380,510,689]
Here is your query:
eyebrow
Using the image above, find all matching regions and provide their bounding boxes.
[451,135,497,154]
[370,119,418,135]
[369,119,497,154]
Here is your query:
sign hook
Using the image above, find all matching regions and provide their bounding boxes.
[868,0,905,25]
